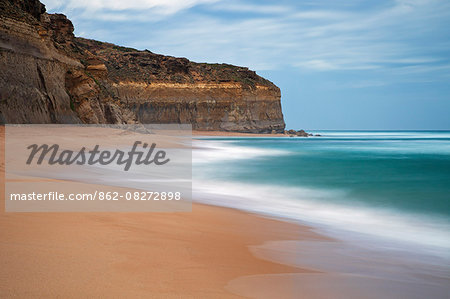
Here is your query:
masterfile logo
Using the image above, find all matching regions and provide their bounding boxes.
[26,141,170,171]
[4,124,192,212]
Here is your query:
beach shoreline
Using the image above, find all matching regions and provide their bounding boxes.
[2,127,449,298]
[0,126,325,298]
[0,197,322,297]
[192,130,287,137]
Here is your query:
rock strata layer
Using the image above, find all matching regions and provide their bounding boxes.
[0,0,285,132]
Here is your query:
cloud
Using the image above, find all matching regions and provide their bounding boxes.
[208,2,290,14]
[44,0,450,80]
[45,0,219,15]
[291,10,350,20]
[296,60,339,71]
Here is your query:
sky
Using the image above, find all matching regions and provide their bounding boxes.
[45,0,450,130]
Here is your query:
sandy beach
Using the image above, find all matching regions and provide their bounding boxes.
[0,201,320,298]
[1,0,448,297]
[192,130,288,137]
[0,126,322,298]
[2,127,448,298]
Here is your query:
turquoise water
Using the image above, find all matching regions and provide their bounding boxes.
[193,131,450,255]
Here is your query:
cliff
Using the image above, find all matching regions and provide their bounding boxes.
[0,0,285,132]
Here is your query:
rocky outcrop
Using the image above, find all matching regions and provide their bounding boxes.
[285,129,314,137]
[0,0,285,132]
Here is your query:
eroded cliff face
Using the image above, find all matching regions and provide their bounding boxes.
[114,82,283,132]
[0,2,80,123]
[0,0,285,132]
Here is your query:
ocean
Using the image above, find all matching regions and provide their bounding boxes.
[12,128,448,296]
[193,131,450,259]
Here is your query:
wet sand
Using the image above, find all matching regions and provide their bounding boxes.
[3,126,446,298]
[0,200,320,298]
[0,126,323,298]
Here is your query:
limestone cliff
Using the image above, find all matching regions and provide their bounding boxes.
[0,0,285,132]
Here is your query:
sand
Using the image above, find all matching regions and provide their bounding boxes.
[192,130,288,137]
[0,202,320,298]
[0,126,322,298]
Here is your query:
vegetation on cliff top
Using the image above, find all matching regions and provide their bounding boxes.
[0,0,285,132]
[74,38,278,90]
[1,0,278,90]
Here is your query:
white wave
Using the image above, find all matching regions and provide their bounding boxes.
[310,131,450,139]
[192,139,290,164]
[192,179,450,258]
